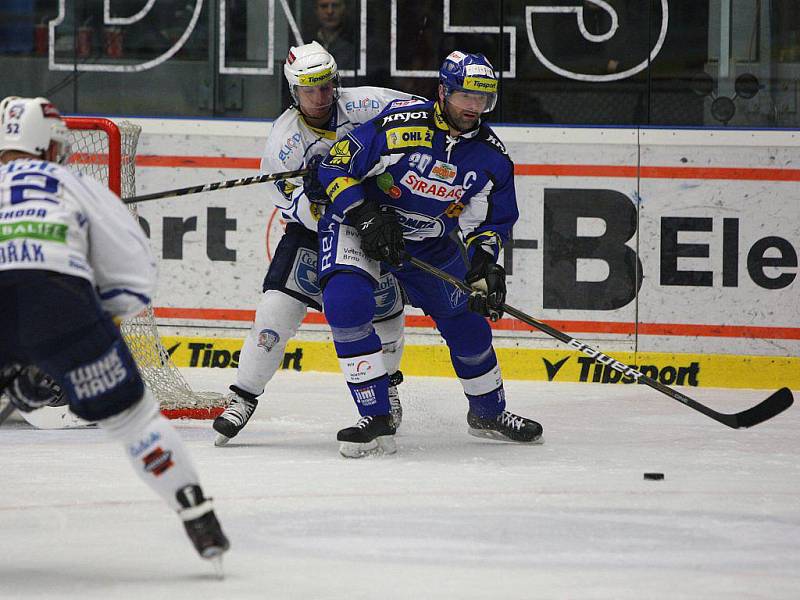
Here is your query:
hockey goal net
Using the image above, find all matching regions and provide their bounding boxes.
[64,117,225,419]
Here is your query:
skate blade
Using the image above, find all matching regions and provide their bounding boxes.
[204,553,225,580]
[339,435,397,458]
[468,428,545,445]
[214,433,232,447]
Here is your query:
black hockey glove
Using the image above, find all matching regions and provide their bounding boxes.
[302,155,329,205]
[348,200,405,266]
[465,246,506,321]
[2,365,65,413]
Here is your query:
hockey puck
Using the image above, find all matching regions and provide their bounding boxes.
[643,472,665,480]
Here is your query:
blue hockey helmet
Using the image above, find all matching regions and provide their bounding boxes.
[438,51,498,113]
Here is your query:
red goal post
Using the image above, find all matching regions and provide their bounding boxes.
[63,116,225,419]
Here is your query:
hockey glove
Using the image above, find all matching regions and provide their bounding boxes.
[465,246,506,321]
[302,155,329,205]
[3,365,66,412]
[348,200,405,266]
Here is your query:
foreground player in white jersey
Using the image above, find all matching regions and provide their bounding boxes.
[0,96,230,569]
[212,41,417,445]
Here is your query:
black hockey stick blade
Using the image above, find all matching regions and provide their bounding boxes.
[123,168,309,204]
[405,255,794,429]
[728,387,793,429]
[0,398,16,427]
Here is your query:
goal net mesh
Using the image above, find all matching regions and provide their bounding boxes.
[65,118,225,418]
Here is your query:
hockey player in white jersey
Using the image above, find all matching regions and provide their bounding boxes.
[0,96,230,569]
[213,41,417,445]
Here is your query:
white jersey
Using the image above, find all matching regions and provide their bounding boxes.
[261,86,417,231]
[0,159,156,319]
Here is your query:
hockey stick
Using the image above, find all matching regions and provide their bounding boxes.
[123,168,309,204]
[405,255,793,429]
[0,399,16,427]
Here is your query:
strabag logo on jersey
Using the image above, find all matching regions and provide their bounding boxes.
[400,171,463,201]
[429,160,457,183]
[394,208,445,240]
[386,127,433,150]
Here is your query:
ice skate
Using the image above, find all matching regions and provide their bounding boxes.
[213,387,258,446]
[337,414,397,458]
[176,485,230,577]
[388,370,403,430]
[467,410,544,444]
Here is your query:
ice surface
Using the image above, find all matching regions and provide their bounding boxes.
[1,369,798,599]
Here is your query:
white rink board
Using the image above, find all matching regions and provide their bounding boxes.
[125,118,800,356]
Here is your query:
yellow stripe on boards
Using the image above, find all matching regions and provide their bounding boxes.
[161,337,800,390]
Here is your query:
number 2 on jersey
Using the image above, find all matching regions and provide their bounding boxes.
[10,172,61,205]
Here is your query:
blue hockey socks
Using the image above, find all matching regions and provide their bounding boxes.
[323,272,390,417]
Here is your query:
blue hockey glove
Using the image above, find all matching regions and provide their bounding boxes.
[465,246,506,321]
[303,155,329,205]
[348,200,405,266]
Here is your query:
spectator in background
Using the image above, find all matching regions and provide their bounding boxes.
[310,0,355,71]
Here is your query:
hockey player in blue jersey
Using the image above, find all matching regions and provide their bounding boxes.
[316,51,543,457]
[0,96,229,568]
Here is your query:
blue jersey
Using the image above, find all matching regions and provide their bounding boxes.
[317,98,518,262]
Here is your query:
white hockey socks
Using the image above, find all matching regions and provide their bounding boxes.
[100,388,200,512]
[235,290,307,395]
[373,312,405,375]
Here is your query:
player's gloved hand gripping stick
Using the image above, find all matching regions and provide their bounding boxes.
[405,254,793,430]
[465,246,506,322]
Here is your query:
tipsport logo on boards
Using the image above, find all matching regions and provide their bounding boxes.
[175,341,304,371]
[540,353,701,386]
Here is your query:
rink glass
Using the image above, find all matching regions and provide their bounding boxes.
[1,0,798,128]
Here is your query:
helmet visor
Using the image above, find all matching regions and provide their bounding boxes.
[291,75,340,111]
[445,87,497,114]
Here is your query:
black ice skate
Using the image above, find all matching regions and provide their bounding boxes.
[337,414,397,458]
[213,386,258,446]
[176,485,230,577]
[388,370,403,430]
[467,410,544,444]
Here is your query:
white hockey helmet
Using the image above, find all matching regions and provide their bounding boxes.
[0,96,69,163]
[283,41,340,105]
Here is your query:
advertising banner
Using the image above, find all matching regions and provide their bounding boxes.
[130,119,800,369]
